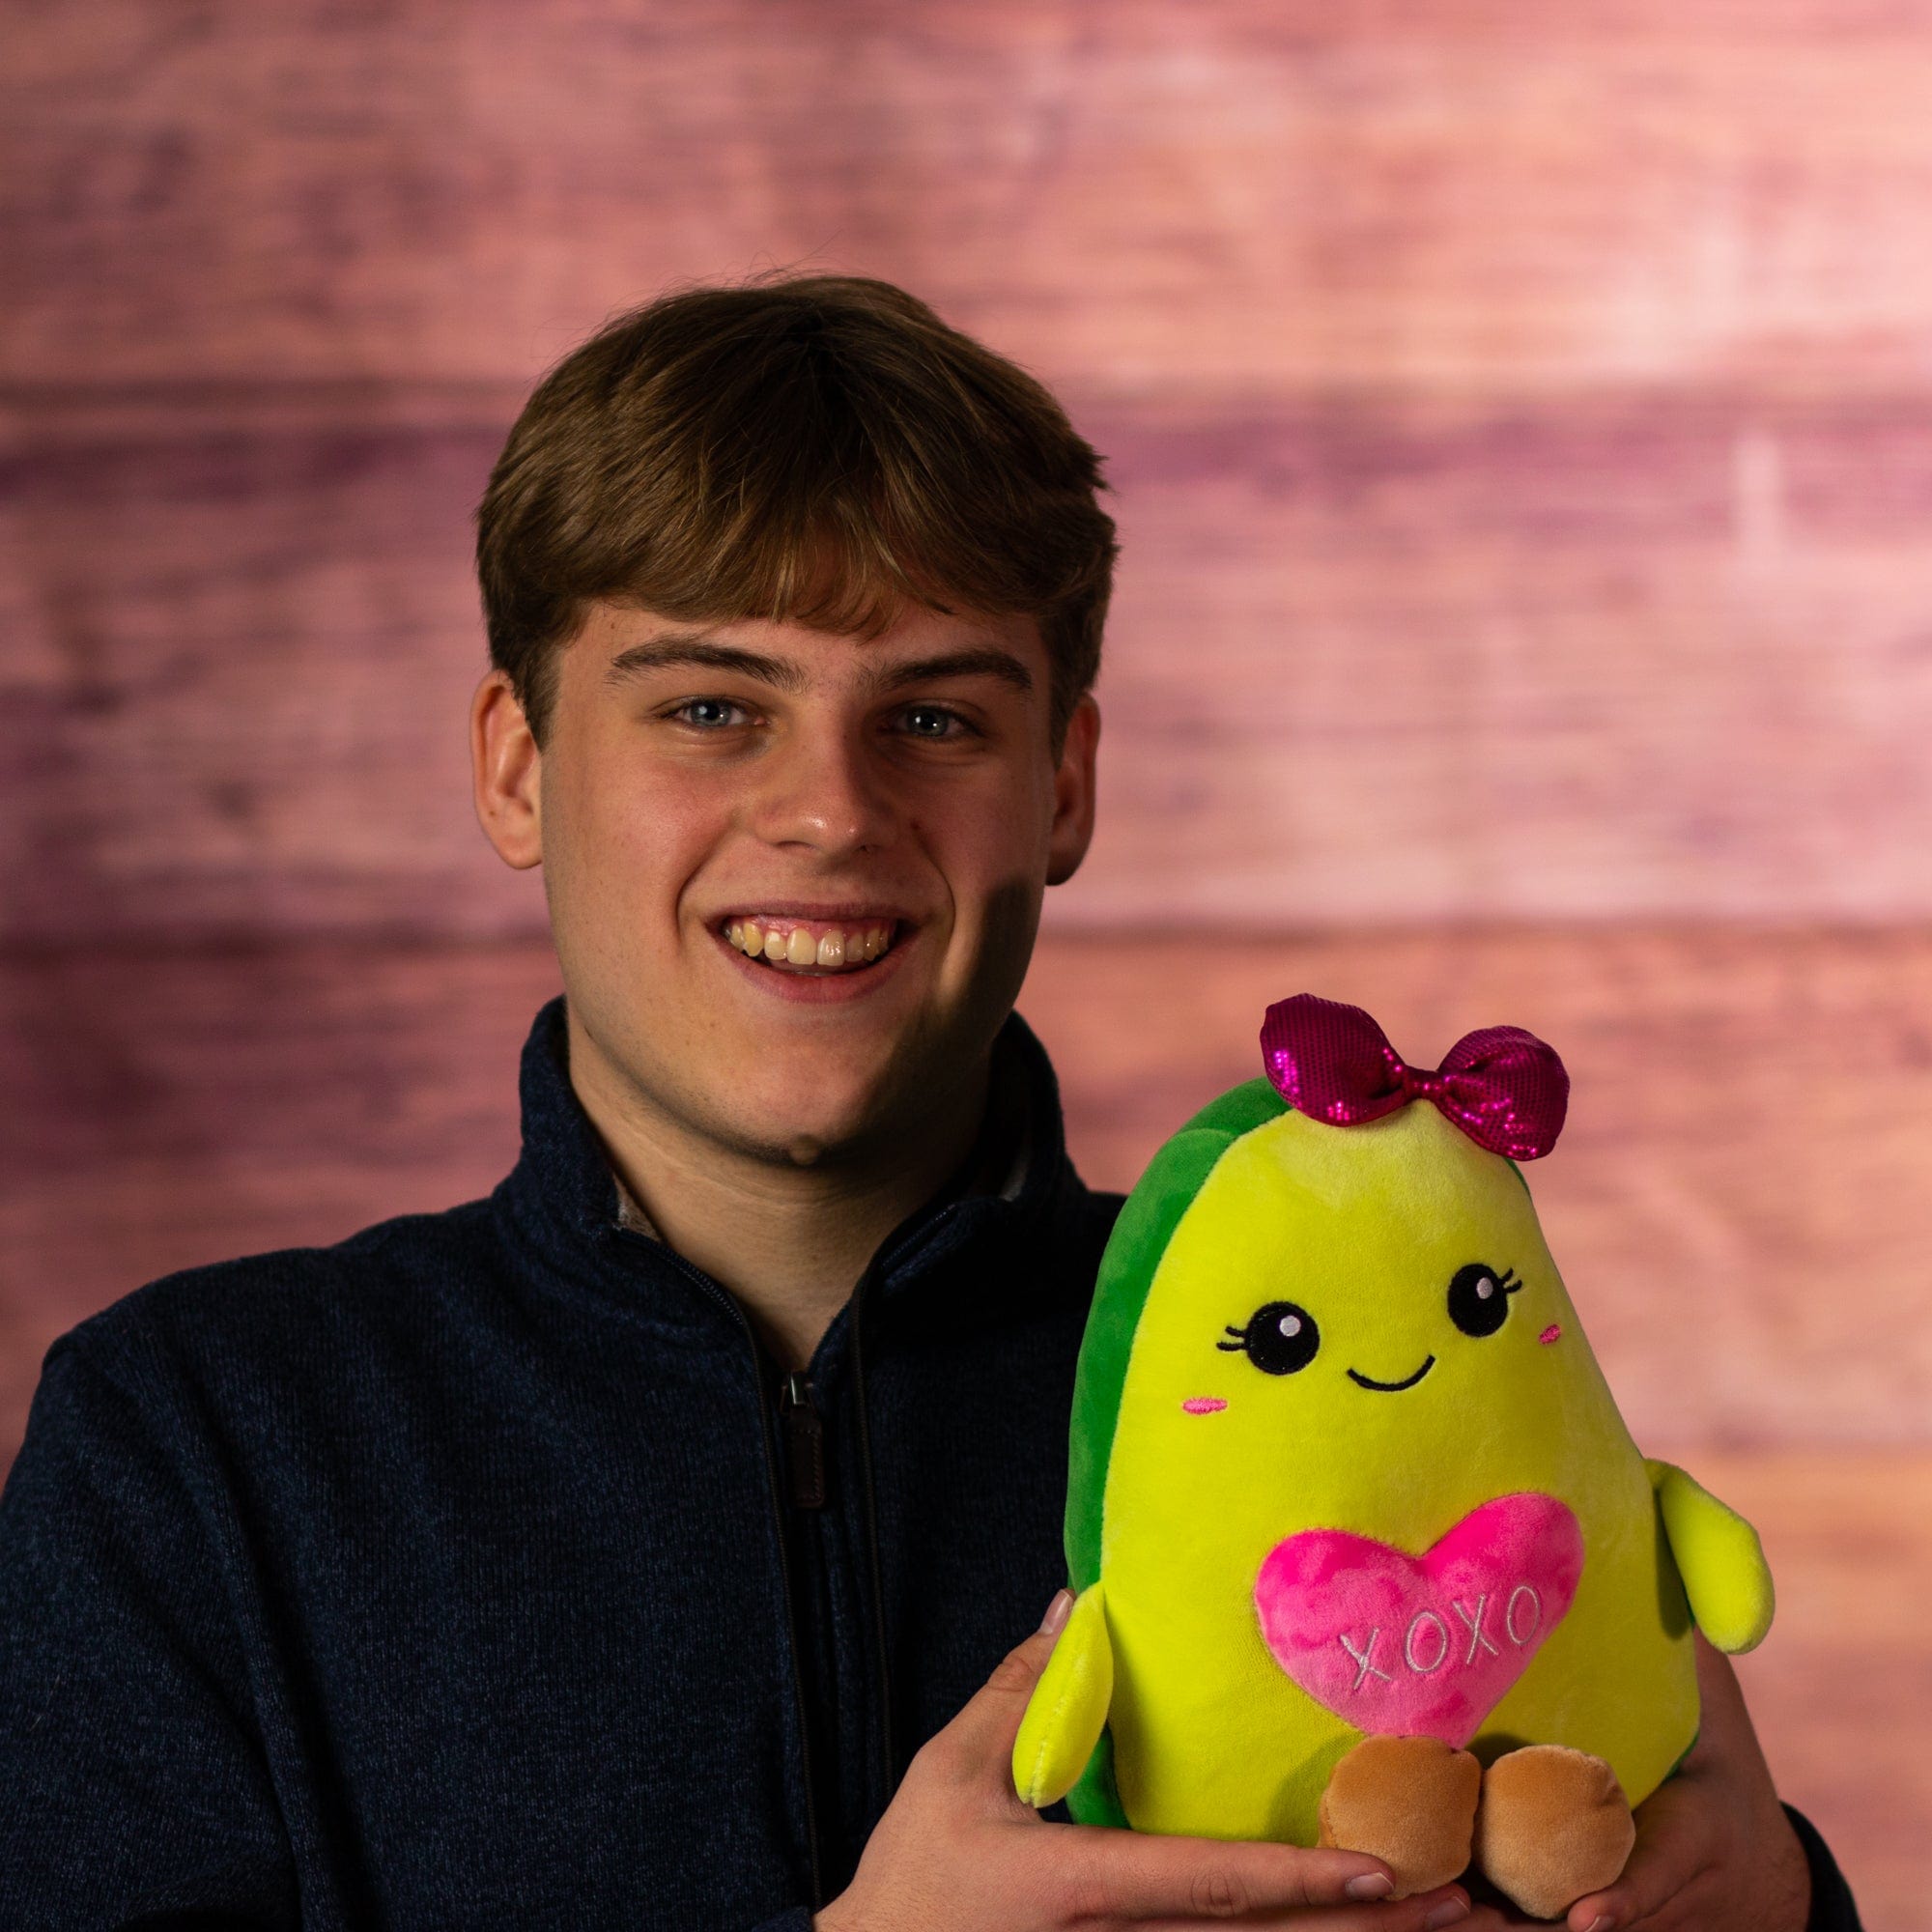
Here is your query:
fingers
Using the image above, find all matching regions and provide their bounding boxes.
[1457,1909,1526,1931]
[1127,1881,1472,1931]
[926,1590,1075,1778]
[1682,1633,1761,1776]
[1564,1639,1800,1932]
[1129,1906,1468,1932]
[1561,1776,1714,1931]
[1056,1822,1458,1924]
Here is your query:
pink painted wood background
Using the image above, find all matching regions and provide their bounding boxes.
[4,5,1926,1918]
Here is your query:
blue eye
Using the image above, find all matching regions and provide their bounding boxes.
[900,705,968,739]
[673,697,746,728]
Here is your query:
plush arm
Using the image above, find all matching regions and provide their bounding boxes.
[1011,1581,1114,1808]
[1645,1458,1776,1654]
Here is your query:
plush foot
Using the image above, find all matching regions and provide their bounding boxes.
[1473,1744,1635,1920]
[1317,1734,1482,1899]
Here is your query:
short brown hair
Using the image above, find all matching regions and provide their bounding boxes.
[474,273,1118,753]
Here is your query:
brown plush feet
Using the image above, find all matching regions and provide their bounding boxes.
[1473,1744,1635,1920]
[1317,1735,1482,1899]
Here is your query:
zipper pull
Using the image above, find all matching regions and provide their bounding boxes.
[779,1371,826,1510]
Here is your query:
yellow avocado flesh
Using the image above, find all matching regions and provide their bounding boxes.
[1100,1104,1697,1844]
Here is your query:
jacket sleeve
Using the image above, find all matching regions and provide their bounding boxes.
[0,1334,298,1929]
[1784,1803,1864,1932]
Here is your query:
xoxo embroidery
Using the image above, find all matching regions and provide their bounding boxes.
[1253,1493,1584,1747]
[1336,1583,1545,1691]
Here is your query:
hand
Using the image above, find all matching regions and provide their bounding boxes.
[1461,1633,1811,1932]
[815,1590,1478,1932]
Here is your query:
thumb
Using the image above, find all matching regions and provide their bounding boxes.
[934,1588,1076,1778]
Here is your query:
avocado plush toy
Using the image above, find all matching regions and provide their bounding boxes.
[1013,993,1776,1920]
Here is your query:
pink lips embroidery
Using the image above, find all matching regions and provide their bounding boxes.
[1253,1492,1584,1747]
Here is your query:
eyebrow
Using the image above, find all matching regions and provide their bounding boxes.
[604,634,1035,698]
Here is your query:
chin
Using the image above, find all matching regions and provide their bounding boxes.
[721,1106,888,1169]
[707,1058,925,1167]
[731,1012,912,1089]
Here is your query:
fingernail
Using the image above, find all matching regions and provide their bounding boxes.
[1346,1872,1394,1899]
[1038,1588,1073,1635]
[1584,1918,1616,1932]
[1424,1897,1469,1929]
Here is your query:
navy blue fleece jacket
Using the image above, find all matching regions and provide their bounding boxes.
[0,996,1862,1929]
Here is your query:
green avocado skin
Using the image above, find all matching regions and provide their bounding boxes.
[1065,1080,1288,1598]
[1063,1079,1288,1828]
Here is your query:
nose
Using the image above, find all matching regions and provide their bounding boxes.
[747,717,898,860]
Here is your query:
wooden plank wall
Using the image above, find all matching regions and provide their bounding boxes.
[4,4,1926,1918]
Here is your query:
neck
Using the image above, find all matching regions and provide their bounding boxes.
[564,1009,994,1375]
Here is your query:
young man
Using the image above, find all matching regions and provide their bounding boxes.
[0,276,1861,1932]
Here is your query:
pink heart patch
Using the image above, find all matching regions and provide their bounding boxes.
[1253,1492,1584,1747]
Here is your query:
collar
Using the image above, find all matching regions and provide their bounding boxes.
[612,1026,1034,1237]
[492,994,1081,1329]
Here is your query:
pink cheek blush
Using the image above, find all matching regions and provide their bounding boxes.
[1181,1397,1229,1415]
[1539,1323,1562,1345]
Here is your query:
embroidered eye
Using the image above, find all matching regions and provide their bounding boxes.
[1217,1300,1321,1376]
[1447,1262,1520,1339]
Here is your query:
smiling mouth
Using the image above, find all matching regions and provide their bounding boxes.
[1347,1355,1435,1392]
[721,915,902,976]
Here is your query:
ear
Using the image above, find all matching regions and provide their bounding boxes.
[471,669,544,869]
[1045,693,1100,888]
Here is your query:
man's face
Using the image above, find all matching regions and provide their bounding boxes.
[472,598,1098,1170]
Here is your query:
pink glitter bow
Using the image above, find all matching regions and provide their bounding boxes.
[1259,993,1569,1160]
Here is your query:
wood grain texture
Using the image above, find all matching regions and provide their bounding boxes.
[0,409,505,940]
[7,926,1928,1466]
[1087,393,1932,923]
[7,2,1925,1910]
[12,2,1932,395]
[1671,1448,1928,1932]
[7,394,1930,939]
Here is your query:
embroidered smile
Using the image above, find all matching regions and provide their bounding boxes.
[1346,1356,1435,1392]
[722,916,900,976]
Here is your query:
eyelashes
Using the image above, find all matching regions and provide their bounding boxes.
[1218,1262,1526,1366]
[1445,1261,1520,1338]
[1217,1301,1321,1376]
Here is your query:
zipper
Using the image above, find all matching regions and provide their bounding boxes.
[622,1237,826,1912]
[779,1372,826,1509]
[848,1269,896,1810]
[611,1225,931,1903]
[747,1328,825,1910]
